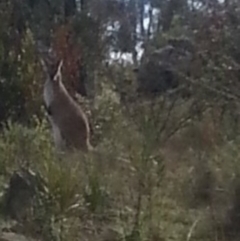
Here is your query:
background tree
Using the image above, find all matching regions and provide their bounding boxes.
[0,0,240,129]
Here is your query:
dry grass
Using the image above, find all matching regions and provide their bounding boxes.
[0,93,240,241]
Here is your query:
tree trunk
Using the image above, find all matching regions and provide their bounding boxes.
[64,0,76,18]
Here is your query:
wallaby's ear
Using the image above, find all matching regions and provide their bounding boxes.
[53,59,63,82]
[57,59,63,74]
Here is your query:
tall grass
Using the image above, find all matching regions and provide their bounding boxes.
[0,88,240,241]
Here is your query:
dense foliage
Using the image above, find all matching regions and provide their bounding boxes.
[1,1,240,241]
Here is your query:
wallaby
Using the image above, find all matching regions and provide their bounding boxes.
[41,58,93,152]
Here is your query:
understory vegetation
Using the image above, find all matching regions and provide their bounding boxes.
[1,92,240,241]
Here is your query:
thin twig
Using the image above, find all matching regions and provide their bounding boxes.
[187,217,201,241]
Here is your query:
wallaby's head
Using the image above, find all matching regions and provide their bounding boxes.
[37,43,64,88]
[41,58,64,86]
[41,57,69,108]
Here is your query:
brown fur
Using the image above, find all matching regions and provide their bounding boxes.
[42,59,93,152]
